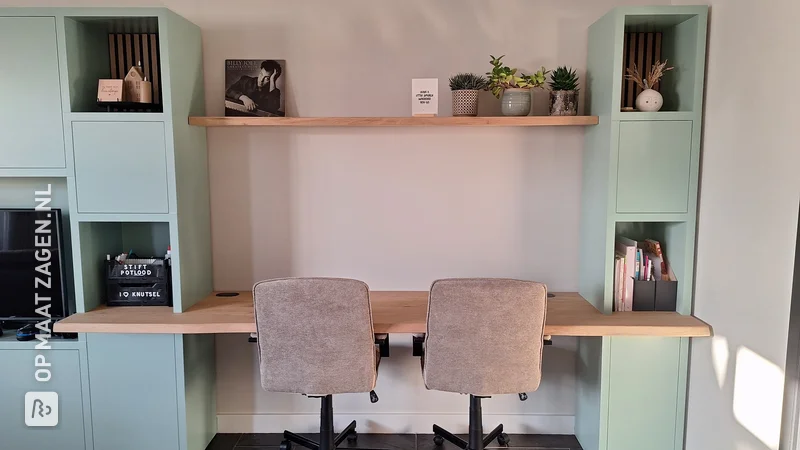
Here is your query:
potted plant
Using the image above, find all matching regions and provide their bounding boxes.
[487,55,549,116]
[448,73,489,117]
[625,60,673,112]
[548,66,579,116]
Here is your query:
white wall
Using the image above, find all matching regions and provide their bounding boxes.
[199,0,623,433]
[196,0,663,434]
[670,0,800,449]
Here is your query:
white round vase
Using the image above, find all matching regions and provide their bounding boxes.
[635,89,663,112]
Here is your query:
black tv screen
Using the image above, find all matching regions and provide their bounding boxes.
[0,209,68,322]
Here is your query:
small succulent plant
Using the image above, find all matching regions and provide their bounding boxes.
[486,55,549,98]
[549,66,580,91]
[448,73,489,91]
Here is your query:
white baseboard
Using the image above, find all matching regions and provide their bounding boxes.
[217,414,575,435]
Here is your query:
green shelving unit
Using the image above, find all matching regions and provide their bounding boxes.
[577,6,708,450]
[0,7,215,450]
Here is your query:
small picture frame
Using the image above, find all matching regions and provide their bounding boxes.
[97,79,124,102]
[412,78,438,117]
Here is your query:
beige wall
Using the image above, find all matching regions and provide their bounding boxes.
[671,0,800,449]
[199,0,633,433]
[191,0,664,433]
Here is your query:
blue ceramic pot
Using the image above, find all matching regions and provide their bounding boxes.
[501,88,531,116]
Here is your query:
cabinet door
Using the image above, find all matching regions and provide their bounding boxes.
[87,334,180,450]
[72,122,170,214]
[606,337,681,450]
[0,349,86,450]
[616,121,693,214]
[0,17,66,168]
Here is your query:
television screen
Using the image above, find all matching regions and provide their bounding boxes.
[0,209,68,322]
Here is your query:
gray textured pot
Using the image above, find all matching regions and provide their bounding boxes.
[452,90,479,116]
[500,88,531,116]
[549,90,578,116]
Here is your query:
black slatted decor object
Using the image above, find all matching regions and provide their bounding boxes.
[621,32,662,110]
[106,32,162,111]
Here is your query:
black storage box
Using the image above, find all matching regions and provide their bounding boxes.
[632,280,677,312]
[106,259,172,307]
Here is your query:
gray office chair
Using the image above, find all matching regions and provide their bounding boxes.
[253,277,380,450]
[422,278,548,450]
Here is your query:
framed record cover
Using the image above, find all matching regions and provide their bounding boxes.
[225,59,286,117]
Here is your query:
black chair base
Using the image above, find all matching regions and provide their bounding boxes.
[279,395,361,450]
[281,424,357,450]
[432,395,510,450]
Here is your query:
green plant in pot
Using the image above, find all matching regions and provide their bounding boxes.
[487,55,549,116]
[548,66,580,116]
[448,73,488,117]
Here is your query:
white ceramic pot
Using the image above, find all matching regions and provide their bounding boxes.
[500,88,532,116]
[635,89,663,112]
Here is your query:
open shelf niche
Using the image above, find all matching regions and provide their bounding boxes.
[614,221,693,314]
[75,221,172,313]
[63,16,163,113]
[0,178,77,325]
[620,12,705,113]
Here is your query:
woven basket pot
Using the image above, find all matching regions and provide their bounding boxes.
[452,90,479,116]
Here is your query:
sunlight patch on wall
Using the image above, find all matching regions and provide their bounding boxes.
[712,335,730,388]
[733,346,784,450]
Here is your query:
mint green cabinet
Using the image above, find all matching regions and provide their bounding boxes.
[606,337,681,450]
[87,334,179,450]
[72,122,169,214]
[616,121,693,214]
[0,349,87,450]
[579,7,707,450]
[0,7,214,450]
[0,17,65,169]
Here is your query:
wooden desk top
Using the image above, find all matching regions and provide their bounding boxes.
[54,291,712,337]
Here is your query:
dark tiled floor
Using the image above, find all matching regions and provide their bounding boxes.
[207,433,581,450]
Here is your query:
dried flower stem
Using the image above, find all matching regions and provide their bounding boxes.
[625,60,674,90]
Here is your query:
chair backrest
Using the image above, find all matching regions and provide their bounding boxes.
[423,278,547,396]
[253,277,377,395]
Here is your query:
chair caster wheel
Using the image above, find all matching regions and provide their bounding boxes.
[497,433,510,446]
[280,440,293,450]
[347,431,358,442]
[433,435,444,446]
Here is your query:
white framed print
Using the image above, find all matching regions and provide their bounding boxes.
[412,78,438,116]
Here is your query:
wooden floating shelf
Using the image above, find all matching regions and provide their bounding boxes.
[188,116,600,127]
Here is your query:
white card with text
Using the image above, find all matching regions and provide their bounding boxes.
[412,78,438,116]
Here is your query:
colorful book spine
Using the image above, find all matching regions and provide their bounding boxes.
[614,256,623,311]
[635,248,641,281]
[615,237,637,312]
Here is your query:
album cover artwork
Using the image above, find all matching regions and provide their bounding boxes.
[225,59,285,117]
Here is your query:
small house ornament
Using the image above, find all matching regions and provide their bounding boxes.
[124,62,152,103]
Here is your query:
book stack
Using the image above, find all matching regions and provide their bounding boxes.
[613,236,677,311]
